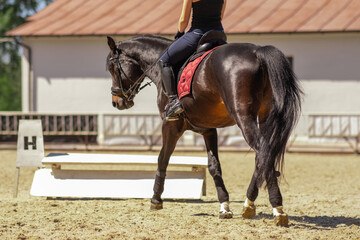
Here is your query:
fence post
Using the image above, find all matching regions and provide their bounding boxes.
[183,131,195,146]
[97,113,105,145]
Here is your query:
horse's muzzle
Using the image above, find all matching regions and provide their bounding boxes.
[112,95,134,110]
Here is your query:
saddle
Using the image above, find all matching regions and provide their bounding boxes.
[195,30,227,54]
[176,30,227,99]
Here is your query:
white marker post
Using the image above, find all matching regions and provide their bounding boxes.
[14,120,44,197]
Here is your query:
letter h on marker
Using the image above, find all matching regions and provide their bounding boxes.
[24,136,37,150]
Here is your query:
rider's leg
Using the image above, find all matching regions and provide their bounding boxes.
[158,60,184,121]
[158,30,203,121]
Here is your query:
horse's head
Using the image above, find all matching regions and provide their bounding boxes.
[106,36,144,110]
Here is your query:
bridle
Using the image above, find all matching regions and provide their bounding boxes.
[109,48,153,102]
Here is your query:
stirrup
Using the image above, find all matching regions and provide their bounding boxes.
[164,96,183,121]
[165,105,184,121]
[165,113,180,121]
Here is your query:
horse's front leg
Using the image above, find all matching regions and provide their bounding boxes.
[202,128,232,219]
[150,120,185,210]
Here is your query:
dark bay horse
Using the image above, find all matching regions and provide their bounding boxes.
[106,35,302,226]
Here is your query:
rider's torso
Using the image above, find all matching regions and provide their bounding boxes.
[191,0,224,29]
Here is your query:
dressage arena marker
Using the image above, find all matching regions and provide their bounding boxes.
[30,153,208,199]
[14,120,44,197]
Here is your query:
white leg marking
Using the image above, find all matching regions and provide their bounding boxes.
[219,201,233,219]
[273,206,289,226]
[273,206,284,216]
[220,201,230,213]
[244,198,254,207]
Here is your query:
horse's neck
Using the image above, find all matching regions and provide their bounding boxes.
[121,36,171,87]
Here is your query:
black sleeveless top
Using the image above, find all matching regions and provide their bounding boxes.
[191,0,224,29]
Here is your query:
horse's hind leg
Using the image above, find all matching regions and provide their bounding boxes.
[231,108,262,219]
[243,153,288,226]
[266,171,288,226]
[242,155,260,219]
[258,110,288,226]
[202,128,232,219]
[241,115,288,226]
[151,120,185,210]
[228,109,260,213]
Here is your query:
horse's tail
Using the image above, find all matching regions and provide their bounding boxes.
[255,45,302,187]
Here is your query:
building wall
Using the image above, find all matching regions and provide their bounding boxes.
[22,36,159,114]
[22,33,360,136]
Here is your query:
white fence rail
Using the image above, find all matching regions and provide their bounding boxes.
[308,114,360,153]
[98,114,163,146]
[308,114,360,138]
[98,113,244,147]
[102,114,162,136]
[0,112,245,148]
[0,112,97,136]
[2,112,360,152]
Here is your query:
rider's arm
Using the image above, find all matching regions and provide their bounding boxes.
[221,0,227,20]
[178,0,192,33]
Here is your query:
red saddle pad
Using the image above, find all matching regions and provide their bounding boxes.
[177,47,218,99]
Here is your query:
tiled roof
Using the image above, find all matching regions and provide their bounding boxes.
[6,0,360,36]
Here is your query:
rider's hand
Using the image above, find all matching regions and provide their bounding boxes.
[174,31,184,40]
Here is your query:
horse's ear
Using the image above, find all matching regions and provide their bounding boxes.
[107,36,116,52]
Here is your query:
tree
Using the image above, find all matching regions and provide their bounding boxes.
[0,0,53,111]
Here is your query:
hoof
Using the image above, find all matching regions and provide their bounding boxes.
[274,213,289,227]
[150,202,163,210]
[219,211,233,219]
[219,201,233,219]
[242,205,256,219]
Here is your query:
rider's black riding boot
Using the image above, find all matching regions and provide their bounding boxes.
[159,60,184,121]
